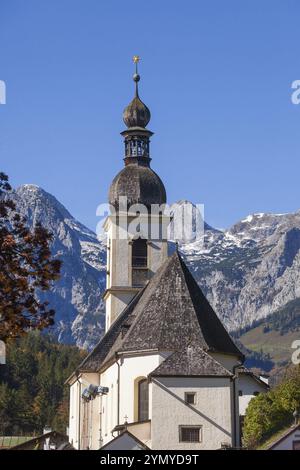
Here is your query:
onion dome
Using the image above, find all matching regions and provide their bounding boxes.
[109,56,166,210]
[109,164,166,210]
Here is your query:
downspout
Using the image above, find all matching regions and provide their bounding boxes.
[99,393,103,449]
[116,354,121,425]
[89,398,93,449]
[232,363,242,448]
[75,370,81,450]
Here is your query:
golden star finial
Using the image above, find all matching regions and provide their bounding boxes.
[133,55,140,64]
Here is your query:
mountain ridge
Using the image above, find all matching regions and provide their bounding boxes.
[12,184,300,349]
[13,184,106,349]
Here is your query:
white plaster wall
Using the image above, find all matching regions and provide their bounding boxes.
[107,291,136,327]
[81,373,100,449]
[151,377,233,450]
[70,356,241,450]
[128,421,151,445]
[106,218,131,288]
[119,353,163,423]
[105,294,112,331]
[69,380,80,449]
[210,352,240,373]
[97,352,170,448]
[69,372,100,450]
[238,374,268,416]
[115,238,131,285]
[99,362,119,448]
[148,240,168,275]
[105,215,168,329]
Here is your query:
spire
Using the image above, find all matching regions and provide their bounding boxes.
[121,56,154,166]
[133,55,140,98]
[123,56,151,129]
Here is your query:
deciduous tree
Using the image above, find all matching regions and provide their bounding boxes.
[0,173,61,340]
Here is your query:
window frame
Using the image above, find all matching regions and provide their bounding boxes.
[179,425,202,443]
[137,378,149,422]
[184,392,196,405]
[131,238,148,268]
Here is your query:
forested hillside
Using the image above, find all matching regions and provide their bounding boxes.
[232,298,300,379]
[0,332,86,436]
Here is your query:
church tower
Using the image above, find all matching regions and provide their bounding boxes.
[104,57,169,330]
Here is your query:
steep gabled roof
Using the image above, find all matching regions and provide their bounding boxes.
[149,342,233,377]
[120,251,243,358]
[76,286,146,373]
[9,431,73,450]
[266,424,300,449]
[100,430,150,450]
[238,366,269,389]
[77,251,243,375]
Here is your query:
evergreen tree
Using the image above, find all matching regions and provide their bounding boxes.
[0,332,86,435]
[243,364,300,448]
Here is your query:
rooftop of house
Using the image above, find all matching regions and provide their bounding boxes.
[9,431,73,451]
[238,366,270,389]
[264,423,300,450]
[100,429,150,451]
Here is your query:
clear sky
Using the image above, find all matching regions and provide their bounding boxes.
[0,0,299,231]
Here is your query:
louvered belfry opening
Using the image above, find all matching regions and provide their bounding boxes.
[132,238,147,267]
[132,238,148,287]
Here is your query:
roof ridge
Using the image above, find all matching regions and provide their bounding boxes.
[76,284,148,374]
[118,254,174,350]
[75,249,243,376]
[96,256,176,370]
[177,252,243,359]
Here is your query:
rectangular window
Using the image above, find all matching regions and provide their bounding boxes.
[132,238,148,267]
[184,392,196,405]
[179,426,202,443]
[138,379,149,421]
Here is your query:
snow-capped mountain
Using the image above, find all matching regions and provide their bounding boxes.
[13,185,300,348]
[181,211,300,331]
[13,185,106,349]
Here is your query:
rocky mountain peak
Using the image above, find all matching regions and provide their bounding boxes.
[11,185,300,348]
[12,185,106,349]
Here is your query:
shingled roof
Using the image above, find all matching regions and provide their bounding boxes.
[75,286,146,373]
[149,343,233,377]
[120,250,243,357]
[76,250,243,375]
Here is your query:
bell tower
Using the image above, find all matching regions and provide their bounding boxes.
[103,57,169,330]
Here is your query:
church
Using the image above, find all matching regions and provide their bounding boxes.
[67,58,268,450]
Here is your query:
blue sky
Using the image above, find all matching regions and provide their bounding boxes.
[0,0,299,231]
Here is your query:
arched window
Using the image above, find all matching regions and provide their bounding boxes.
[138,379,149,421]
